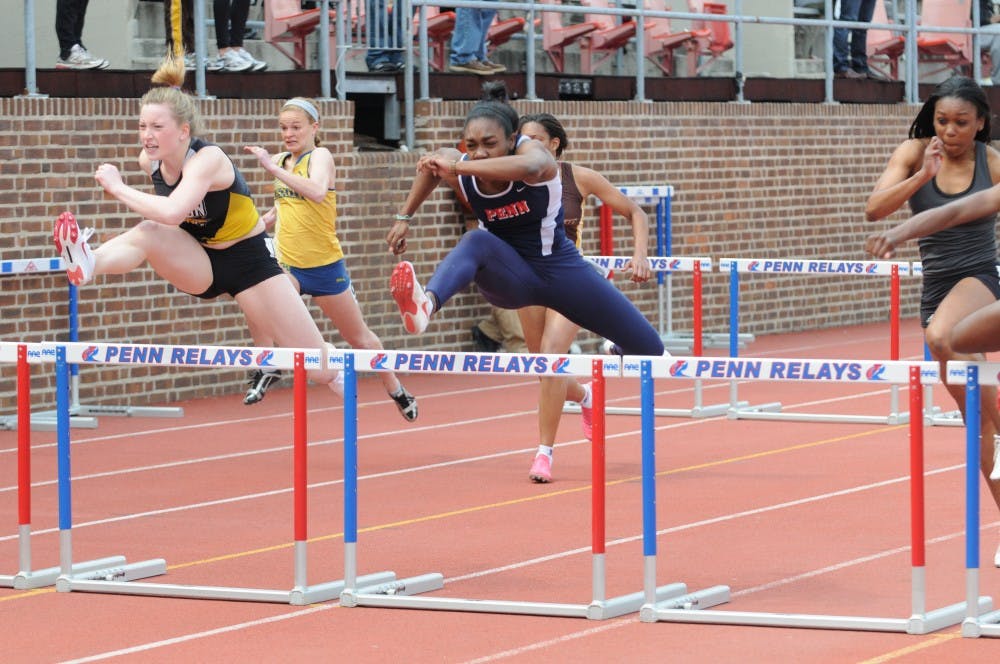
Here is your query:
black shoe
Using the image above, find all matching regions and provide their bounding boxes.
[471,325,501,353]
[244,369,282,405]
[369,61,403,73]
[389,386,418,422]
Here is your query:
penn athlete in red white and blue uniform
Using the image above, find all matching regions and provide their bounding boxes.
[419,136,663,357]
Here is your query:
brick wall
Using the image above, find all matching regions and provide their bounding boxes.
[0,96,922,413]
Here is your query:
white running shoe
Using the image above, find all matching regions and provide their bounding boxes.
[56,44,107,70]
[53,211,95,286]
[991,435,1000,481]
[213,50,252,72]
[234,47,268,72]
[390,261,432,334]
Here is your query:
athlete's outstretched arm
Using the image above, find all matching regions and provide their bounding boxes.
[574,164,651,282]
[865,183,1000,259]
[386,147,462,255]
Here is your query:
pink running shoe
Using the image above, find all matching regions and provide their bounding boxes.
[580,384,593,442]
[528,453,552,483]
[53,211,95,286]
[390,261,432,334]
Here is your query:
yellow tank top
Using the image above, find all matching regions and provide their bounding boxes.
[273,150,343,268]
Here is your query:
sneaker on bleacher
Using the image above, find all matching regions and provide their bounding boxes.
[56,44,108,71]
[211,50,253,73]
[233,47,268,72]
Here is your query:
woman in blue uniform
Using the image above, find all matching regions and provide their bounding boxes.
[53,54,345,397]
[386,84,662,357]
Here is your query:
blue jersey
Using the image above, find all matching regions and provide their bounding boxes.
[456,141,570,257]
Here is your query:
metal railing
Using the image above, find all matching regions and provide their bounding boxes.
[17,1,998,144]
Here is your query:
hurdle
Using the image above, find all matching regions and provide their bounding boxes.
[0,257,96,430]
[948,361,1000,638]
[47,341,395,604]
[722,258,912,425]
[339,350,694,619]
[600,185,751,351]
[0,254,183,430]
[0,342,129,589]
[634,355,992,633]
[568,255,735,418]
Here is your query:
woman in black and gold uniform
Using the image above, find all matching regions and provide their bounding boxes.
[53,54,345,396]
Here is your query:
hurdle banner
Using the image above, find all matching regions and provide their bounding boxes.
[630,356,992,633]
[338,349,696,619]
[0,255,183,431]
[573,255,732,419]
[948,361,1000,638]
[720,257,913,425]
[0,343,132,589]
[599,185,751,352]
[25,341,395,604]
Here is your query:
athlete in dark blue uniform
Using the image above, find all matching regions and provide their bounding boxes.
[386,85,663,358]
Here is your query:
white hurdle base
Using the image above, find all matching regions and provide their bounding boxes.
[74,404,185,419]
[728,383,910,426]
[56,558,168,589]
[0,411,99,431]
[342,573,692,619]
[1,556,130,590]
[646,596,993,634]
[963,609,1000,638]
[63,569,396,605]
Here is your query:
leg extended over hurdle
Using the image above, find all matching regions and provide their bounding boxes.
[0,342,127,589]
[635,355,992,633]
[721,258,912,425]
[339,350,693,619]
[50,342,395,604]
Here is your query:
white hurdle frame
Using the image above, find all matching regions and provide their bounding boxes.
[567,255,734,418]
[947,361,1000,638]
[339,349,695,619]
[44,341,395,604]
[632,355,992,633]
[721,258,912,425]
[0,342,130,589]
[0,255,184,430]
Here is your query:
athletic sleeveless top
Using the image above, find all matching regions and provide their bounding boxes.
[560,162,584,249]
[150,137,259,245]
[909,141,997,276]
[457,136,569,257]
[272,150,343,269]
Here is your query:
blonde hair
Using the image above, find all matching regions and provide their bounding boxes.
[142,54,202,136]
[281,97,322,147]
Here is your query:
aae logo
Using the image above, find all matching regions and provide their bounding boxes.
[669,360,690,377]
[371,353,389,370]
[866,364,886,381]
[82,346,101,362]
[255,350,275,367]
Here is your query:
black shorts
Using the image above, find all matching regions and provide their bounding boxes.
[920,263,1000,327]
[192,233,285,299]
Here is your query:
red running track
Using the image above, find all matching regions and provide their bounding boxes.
[1,320,1000,662]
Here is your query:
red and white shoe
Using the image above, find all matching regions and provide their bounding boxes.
[53,211,95,286]
[390,261,432,334]
[528,453,552,483]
